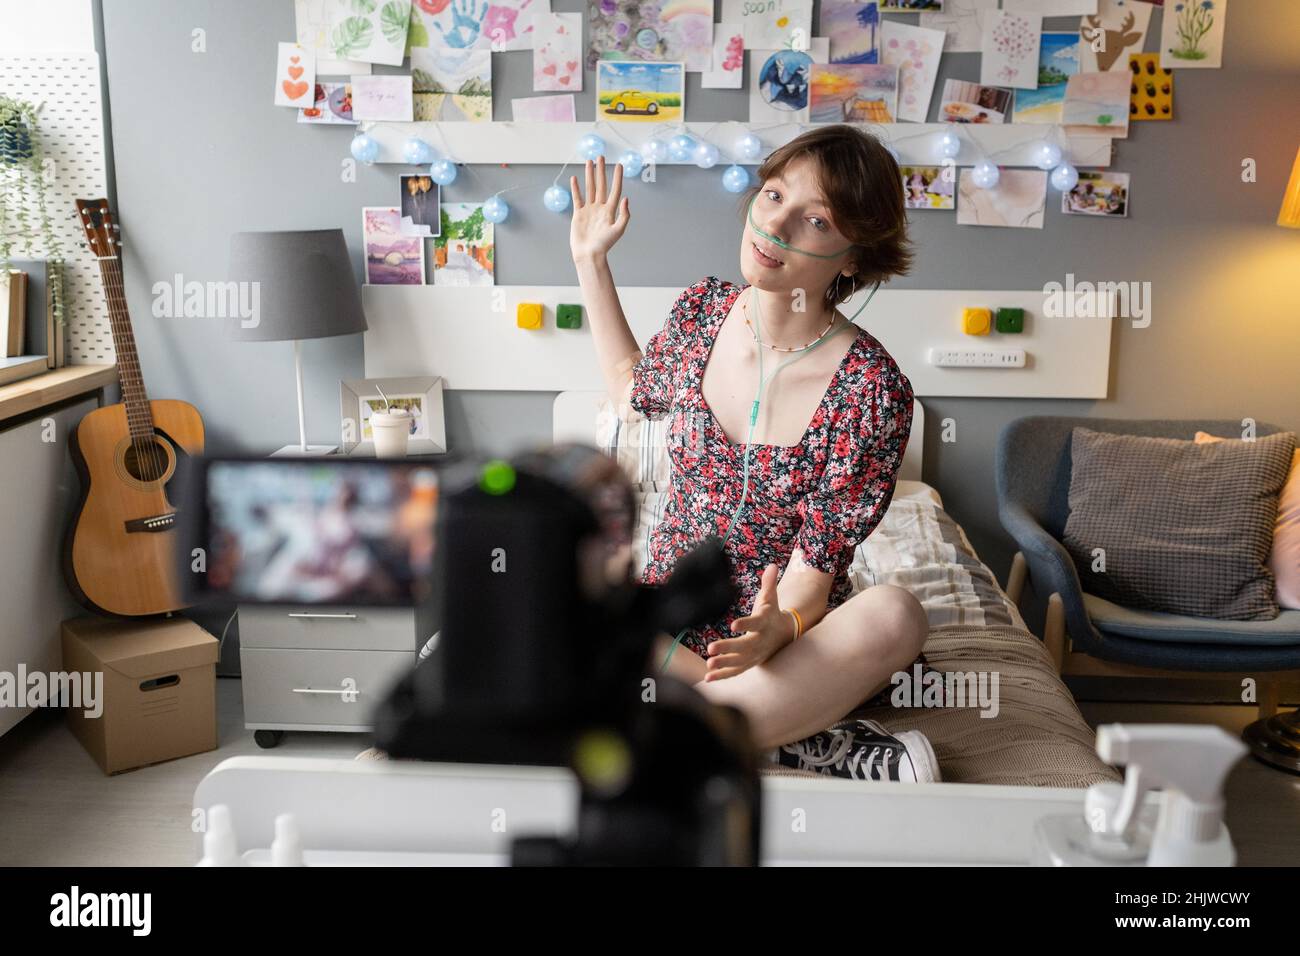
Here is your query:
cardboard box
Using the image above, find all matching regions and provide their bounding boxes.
[61,616,219,775]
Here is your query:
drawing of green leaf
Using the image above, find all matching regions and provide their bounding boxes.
[332,16,374,56]
[381,1,412,46]
[352,0,377,13]
[406,16,429,55]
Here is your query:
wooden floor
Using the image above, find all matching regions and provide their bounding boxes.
[0,680,1297,866]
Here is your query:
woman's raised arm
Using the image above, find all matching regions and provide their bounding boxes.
[570,157,641,408]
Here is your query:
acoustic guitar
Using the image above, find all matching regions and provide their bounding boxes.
[64,198,206,617]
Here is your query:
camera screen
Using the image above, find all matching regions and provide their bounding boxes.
[199,459,438,606]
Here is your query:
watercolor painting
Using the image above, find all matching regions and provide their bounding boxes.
[722,0,813,51]
[1159,0,1226,69]
[880,20,944,122]
[750,49,814,122]
[533,11,582,91]
[920,0,997,53]
[407,0,538,52]
[411,46,492,121]
[298,82,358,123]
[363,207,426,285]
[350,74,413,121]
[980,9,1041,90]
[938,78,1012,123]
[323,0,412,66]
[1079,0,1154,72]
[819,0,880,65]
[1012,32,1080,123]
[809,63,899,123]
[512,93,577,121]
[1129,52,1173,121]
[295,0,371,74]
[588,0,714,72]
[399,175,441,237]
[1063,70,1131,137]
[1003,0,1098,14]
[274,43,316,108]
[901,165,955,209]
[957,168,1047,229]
[702,22,745,89]
[596,61,685,122]
[1063,170,1130,217]
[434,203,495,287]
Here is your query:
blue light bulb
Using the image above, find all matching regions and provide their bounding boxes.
[430,158,458,185]
[1034,142,1063,170]
[971,160,1000,190]
[483,194,509,223]
[544,185,572,212]
[668,134,696,163]
[694,141,720,169]
[1050,163,1079,191]
[350,132,380,165]
[722,164,749,193]
[640,137,667,163]
[403,137,435,165]
[735,132,763,162]
[617,150,644,177]
[578,134,606,161]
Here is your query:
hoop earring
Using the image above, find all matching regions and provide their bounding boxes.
[831,273,859,305]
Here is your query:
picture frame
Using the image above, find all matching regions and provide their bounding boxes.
[340,375,446,457]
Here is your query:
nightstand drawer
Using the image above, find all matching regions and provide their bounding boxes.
[240,647,413,729]
[238,605,416,652]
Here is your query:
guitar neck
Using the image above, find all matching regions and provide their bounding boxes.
[97,256,155,440]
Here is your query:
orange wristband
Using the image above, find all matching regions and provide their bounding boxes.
[784,607,803,641]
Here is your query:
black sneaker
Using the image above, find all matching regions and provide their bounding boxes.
[768,719,940,782]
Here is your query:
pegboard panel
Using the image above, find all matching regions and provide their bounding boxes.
[0,54,112,364]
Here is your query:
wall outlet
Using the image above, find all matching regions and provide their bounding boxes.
[928,347,1026,368]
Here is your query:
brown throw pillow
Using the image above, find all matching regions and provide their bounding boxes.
[1062,427,1297,621]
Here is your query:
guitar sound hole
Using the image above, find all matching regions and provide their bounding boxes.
[123,439,170,483]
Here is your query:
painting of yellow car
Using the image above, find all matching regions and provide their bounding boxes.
[608,90,660,115]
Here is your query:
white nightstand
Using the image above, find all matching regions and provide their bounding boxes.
[237,603,435,748]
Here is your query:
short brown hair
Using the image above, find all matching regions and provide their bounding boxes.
[742,125,913,307]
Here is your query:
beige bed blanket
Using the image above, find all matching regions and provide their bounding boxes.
[633,482,1121,788]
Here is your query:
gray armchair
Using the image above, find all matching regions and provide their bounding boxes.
[995,417,1300,769]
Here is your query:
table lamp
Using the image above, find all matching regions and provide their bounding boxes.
[228,229,367,456]
[1279,145,1300,229]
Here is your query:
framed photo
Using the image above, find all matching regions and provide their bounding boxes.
[340,376,446,457]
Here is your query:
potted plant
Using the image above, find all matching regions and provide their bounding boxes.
[0,92,64,325]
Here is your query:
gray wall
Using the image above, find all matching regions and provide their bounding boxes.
[101,0,1300,633]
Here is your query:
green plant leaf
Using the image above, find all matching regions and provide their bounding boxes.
[332,16,374,57]
[381,1,412,47]
[352,0,377,13]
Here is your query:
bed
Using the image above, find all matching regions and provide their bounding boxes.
[556,391,1120,789]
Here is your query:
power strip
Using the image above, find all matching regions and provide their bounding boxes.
[928,347,1027,368]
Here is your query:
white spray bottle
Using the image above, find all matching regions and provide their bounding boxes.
[1031,723,1245,867]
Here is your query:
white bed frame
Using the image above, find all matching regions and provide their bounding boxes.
[189,393,1169,866]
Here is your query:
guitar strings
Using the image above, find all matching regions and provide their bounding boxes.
[96,242,164,482]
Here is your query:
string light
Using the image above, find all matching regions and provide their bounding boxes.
[350,130,379,164]
[722,165,749,193]
[430,157,458,185]
[403,137,436,165]
[668,132,697,162]
[735,131,763,162]
[577,133,606,160]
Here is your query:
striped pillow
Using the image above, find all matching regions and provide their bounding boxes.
[595,398,672,492]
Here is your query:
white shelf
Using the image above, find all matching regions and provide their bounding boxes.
[361,120,1115,169]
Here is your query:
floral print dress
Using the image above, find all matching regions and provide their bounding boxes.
[629,276,918,679]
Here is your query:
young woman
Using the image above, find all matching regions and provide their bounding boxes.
[571,125,938,781]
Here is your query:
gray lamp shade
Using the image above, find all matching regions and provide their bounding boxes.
[227,229,367,342]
